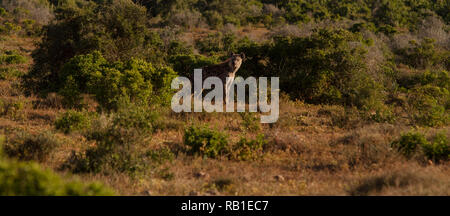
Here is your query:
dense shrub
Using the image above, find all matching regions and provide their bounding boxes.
[57,51,177,110]
[23,0,166,95]
[422,132,449,162]
[391,131,428,158]
[232,134,267,161]
[239,28,384,109]
[398,69,450,90]
[110,100,159,135]
[398,38,442,69]
[184,125,229,158]
[66,102,160,174]
[391,131,449,162]
[0,158,114,195]
[3,131,60,162]
[55,110,95,134]
[141,0,448,32]
[406,85,449,127]
[397,70,449,127]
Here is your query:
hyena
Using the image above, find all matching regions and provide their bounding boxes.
[188,53,245,103]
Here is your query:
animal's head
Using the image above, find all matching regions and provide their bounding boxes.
[229,53,245,71]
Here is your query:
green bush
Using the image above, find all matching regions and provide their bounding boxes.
[0,158,114,196]
[23,0,166,95]
[184,125,229,158]
[0,50,26,65]
[57,51,177,110]
[239,112,261,132]
[232,134,267,161]
[111,100,159,135]
[66,102,160,174]
[407,85,449,127]
[55,110,94,134]
[3,131,60,162]
[391,131,449,162]
[399,38,441,69]
[391,131,428,158]
[422,132,449,162]
[143,0,448,30]
[238,28,383,109]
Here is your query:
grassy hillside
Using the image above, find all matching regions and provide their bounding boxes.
[0,0,448,195]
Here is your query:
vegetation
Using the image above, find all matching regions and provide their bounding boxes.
[184,125,229,158]
[232,134,267,161]
[57,51,177,110]
[391,131,449,162]
[54,110,94,134]
[0,0,448,195]
[0,134,114,195]
[3,131,60,162]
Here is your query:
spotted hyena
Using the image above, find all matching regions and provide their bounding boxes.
[189,52,245,103]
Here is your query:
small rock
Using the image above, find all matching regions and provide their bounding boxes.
[142,190,151,196]
[274,175,285,182]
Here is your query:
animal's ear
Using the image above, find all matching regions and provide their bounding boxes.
[240,52,246,60]
[230,52,235,57]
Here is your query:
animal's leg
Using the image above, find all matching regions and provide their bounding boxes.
[224,84,228,104]
[224,77,234,105]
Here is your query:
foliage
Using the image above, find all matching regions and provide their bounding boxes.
[65,102,160,174]
[55,110,95,134]
[239,112,261,132]
[0,67,23,80]
[398,38,443,69]
[391,131,428,158]
[184,125,229,158]
[422,132,449,162]
[232,134,267,161]
[239,28,383,109]
[169,54,219,77]
[0,50,26,65]
[406,85,449,127]
[3,131,60,162]
[0,157,114,195]
[22,0,166,95]
[391,131,449,162]
[57,51,177,110]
